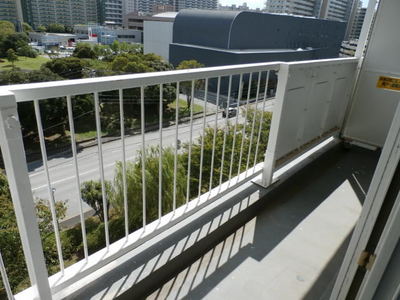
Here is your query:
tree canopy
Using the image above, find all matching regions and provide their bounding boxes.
[73,43,97,59]
[0,21,15,40]
[176,60,205,109]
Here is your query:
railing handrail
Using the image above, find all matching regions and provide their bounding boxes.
[0,61,282,102]
[0,57,360,299]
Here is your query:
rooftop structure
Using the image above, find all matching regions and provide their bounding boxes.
[146,10,345,67]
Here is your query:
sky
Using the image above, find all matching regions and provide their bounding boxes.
[219,0,369,9]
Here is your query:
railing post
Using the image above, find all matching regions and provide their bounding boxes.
[261,63,290,187]
[0,91,52,299]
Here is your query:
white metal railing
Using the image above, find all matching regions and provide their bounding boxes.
[0,58,358,299]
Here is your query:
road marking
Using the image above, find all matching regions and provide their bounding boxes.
[31,160,119,191]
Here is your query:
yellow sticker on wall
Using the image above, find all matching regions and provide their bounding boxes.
[377,76,400,91]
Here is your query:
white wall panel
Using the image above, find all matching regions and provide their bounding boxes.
[272,60,358,165]
[343,0,400,147]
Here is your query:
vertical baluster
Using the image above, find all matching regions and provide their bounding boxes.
[186,81,195,203]
[140,87,147,228]
[0,251,14,300]
[159,84,163,219]
[209,76,221,194]
[228,74,244,183]
[0,93,52,299]
[33,100,64,274]
[173,82,180,212]
[237,73,253,179]
[94,92,110,248]
[197,78,209,199]
[219,75,233,188]
[253,71,270,171]
[119,89,129,238]
[245,71,262,176]
[66,95,89,260]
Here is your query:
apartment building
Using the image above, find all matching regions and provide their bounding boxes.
[123,0,217,14]
[20,0,99,28]
[265,0,355,22]
[349,6,366,39]
[0,0,17,23]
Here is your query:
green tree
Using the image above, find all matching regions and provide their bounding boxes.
[16,45,37,58]
[110,40,120,53]
[112,147,187,228]
[6,49,18,69]
[93,44,111,58]
[46,23,66,33]
[182,109,272,198]
[37,25,46,32]
[0,20,15,40]
[0,171,67,294]
[81,180,112,222]
[0,32,30,57]
[73,43,97,59]
[176,60,205,109]
[22,23,33,32]
[43,57,87,79]
[110,55,129,72]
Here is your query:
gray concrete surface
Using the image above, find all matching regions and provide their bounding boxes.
[145,146,379,300]
[63,145,379,300]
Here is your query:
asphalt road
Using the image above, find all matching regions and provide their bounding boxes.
[28,99,274,226]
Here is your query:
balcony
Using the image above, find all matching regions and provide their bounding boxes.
[0,56,372,300]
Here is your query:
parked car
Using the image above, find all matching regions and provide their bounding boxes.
[222,107,237,118]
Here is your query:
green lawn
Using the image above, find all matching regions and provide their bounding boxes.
[65,130,108,142]
[0,55,50,71]
[168,98,204,115]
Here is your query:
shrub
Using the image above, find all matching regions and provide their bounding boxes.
[16,45,37,58]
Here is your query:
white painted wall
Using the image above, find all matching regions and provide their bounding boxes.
[343,0,400,147]
[144,20,173,62]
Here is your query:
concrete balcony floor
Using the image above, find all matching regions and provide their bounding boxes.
[67,144,379,300]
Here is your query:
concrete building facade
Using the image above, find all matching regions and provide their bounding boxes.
[349,6,366,39]
[74,24,142,44]
[0,0,17,23]
[124,0,217,14]
[100,0,124,26]
[265,0,355,22]
[143,12,176,61]
[175,0,217,10]
[20,0,99,28]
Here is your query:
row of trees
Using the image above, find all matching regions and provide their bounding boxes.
[0,47,204,155]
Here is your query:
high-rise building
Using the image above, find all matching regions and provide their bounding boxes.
[348,6,366,39]
[135,0,171,14]
[265,0,355,22]
[100,0,124,26]
[320,0,354,22]
[20,0,99,28]
[175,0,217,10]
[0,0,18,23]
[123,0,136,14]
[126,0,217,14]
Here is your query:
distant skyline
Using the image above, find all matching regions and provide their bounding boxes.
[219,0,369,9]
